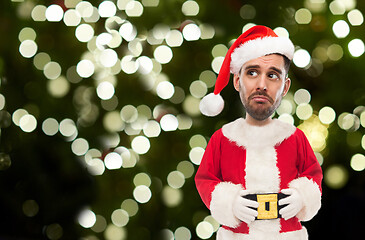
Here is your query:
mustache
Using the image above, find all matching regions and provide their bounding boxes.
[248,90,274,103]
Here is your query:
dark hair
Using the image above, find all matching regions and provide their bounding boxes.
[276,53,291,75]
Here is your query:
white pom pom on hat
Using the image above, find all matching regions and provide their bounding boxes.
[199,25,295,117]
[199,93,224,117]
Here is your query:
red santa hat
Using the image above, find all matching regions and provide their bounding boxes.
[199,25,295,116]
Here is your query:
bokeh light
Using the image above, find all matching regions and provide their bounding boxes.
[104,224,126,240]
[293,49,311,68]
[98,1,117,18]
[190,80,207,99]
[298,115,329,152]
[324,164,348,189]
[78,209,96,228]
[48,76,70,98]
[59,118,77,138]
[18,27,36,42]
[156,81,175,99]
[166,30,184,47]
[125,1,144,17]
[77,59,95,78]
[182,23,201,41]
[97,81,115,100]
[196,221,214,239]
[294,89,311,105]
[75,24,94,42]
[189,147,204,165]
[332,20,350,38]
[133,172,152,187]
[91,215,107,233]
[162,186,183,207]
[64,9,81,26]
[45,223,63,240]
[99,49,118,67]
[19,114,37,133]
[177,161,195,178]
[45,4,64,22]
[329,0,346,15]
[296,103,313,120]
[22,199,39,217]
[31,5,47,21]
[167,171,185,189]
[104,152,123,170]
[19,40,37,58]
[175,226,192,240]
[347,9,364,26]
[154,45,173,64]
[133,185,152,203]
[121,199,139,217]
[111,209,129,227]
[44,61,62,80]
[319,106,336,124]
[160,114,178,131]
[350,153,365,171]
[295,8,312,24]
[131,136,150,154]
[240,4,256,19]
[348,39,365,57]
[71,138,89,156]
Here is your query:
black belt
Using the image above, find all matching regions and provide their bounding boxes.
[244,193,289,220]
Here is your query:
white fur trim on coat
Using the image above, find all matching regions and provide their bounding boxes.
[230,36,295,75]
[210,182,243,228]
[288,177,322,221]
[222,118,296,149]
[217,226,308,240]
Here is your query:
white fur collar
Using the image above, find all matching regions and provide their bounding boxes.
[222,118,296,148]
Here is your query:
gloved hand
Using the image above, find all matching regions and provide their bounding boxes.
[279,188,303,220]
[232,190,259,224]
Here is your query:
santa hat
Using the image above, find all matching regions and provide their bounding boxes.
[199,25,295,116]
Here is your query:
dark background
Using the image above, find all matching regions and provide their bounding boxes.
[0,0,364,239]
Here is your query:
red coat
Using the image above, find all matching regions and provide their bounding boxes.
[195,118,322,240]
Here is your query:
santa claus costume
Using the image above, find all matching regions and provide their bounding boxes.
[195,25,323,240]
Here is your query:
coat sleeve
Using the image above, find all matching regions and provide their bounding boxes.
[289,129,323,221]
[195,130,243,228]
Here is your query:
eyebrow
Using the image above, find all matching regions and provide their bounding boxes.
[243,65,283,75]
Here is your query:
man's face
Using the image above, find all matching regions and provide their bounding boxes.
[233,54,291,121]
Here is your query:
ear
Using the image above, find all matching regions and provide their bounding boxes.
[233,74,240,92]
[282,77,291,97]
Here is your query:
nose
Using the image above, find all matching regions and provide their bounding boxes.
[256,75,267,91]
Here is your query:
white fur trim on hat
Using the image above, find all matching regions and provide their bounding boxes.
[199,93,224,116]
[230,36,295,75]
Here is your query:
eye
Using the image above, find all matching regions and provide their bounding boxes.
[268,73,279,80]
[247,70,258,77]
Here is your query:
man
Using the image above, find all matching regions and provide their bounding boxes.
[195,25,323,240]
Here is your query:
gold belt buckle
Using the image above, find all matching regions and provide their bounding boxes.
[256,194,278,220]
[244,193,288,220]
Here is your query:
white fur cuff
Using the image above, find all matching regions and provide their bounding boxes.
[288,177,321,221]
[210,182,243,228]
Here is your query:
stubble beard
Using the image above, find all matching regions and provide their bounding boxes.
[240,88,283,121]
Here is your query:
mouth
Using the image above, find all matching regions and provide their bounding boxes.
[249,94,273,104]
[252,96,269,103]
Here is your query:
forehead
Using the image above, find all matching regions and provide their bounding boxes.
[242,54,285,69]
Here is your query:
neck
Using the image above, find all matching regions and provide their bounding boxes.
[245,114,273,126]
